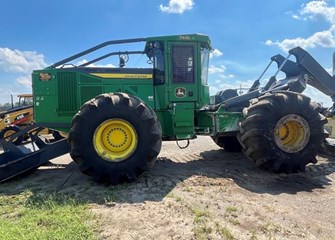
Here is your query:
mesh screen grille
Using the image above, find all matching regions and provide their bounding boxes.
[172,45,194,83]
[57,72,78,112]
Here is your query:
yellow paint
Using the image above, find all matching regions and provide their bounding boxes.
[277,120,304,147]
[93,119,138,162]
[274,114,310,153]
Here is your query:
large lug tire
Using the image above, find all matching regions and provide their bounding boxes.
[69,93,162,184]
[238,91,327,173]
[211,135,242,152]
[0,125,23,145]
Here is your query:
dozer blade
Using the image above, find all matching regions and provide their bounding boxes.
[0,124,70,182]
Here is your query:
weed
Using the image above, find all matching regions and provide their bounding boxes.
[184,186,193,192]
[260,222,281,238]
[193,225,213,240]
[250,230,258,240]
[217,225,234,240]
[191,206,212,239]
[229,218,240,225]
[191,207,210,224]
[226,205,238,214]
[175,196,184,202]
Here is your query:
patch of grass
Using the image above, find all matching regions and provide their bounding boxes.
[175,195,184,202]
[184,186,193,192]
[215,223,234,240]
[191,206,212,239]
[193,225,213,240]
[229,218,240,225]
[250,230,258,240]
[226,205,238,214]
[102,186,124,203]
[166,193,184,203]
[219,227,234,240]
[224,205,239,225]
[0,191,95,240]
[260,222,281,238]
[191,207,210,224]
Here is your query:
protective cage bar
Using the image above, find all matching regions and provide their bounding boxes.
[48,38,147,69]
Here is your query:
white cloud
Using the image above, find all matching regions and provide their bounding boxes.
[292,14,301,20]
[208,64,226,74]
[266,28,335,52]
[209,78,258,95]
[0,48,47,73]
[0,47,46,103]
[76,59,116,68]
[266,0,335,51]
[300,0,335,23]
[210,49,223,58]
[304,85,332,107]
[16,76,32,88]
[159,0,194,14]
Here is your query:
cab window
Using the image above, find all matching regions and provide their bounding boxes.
[152,42,165,85]
[172,45,195,84]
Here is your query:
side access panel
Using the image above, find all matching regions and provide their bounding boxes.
[156,102,195,140]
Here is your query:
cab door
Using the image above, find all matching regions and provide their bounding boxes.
[168,43,198,102]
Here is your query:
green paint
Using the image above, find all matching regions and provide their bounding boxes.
[32,34,241,140]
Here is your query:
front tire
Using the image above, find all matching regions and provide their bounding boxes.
[238,91,326,173]
[69,93,162,184]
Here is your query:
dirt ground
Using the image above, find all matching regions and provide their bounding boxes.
[4,136,335,239]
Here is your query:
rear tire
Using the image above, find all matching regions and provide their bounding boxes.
[212,135,242,152]
[238,91,326,173]
[0,125,23,145]
[69,93,162,184]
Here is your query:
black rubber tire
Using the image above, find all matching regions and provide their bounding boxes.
[238,91,326,173]
[212,135,242,152]
[69,93,162,184]
[0,125,23,145]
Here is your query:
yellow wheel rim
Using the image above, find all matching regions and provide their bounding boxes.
[93,119,137,162]
[274,114,310,153]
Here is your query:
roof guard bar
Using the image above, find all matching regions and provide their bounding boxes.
[79,50,145,67]
[48,37,146,69]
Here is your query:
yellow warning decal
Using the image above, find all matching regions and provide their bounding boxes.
[90,73,152,79]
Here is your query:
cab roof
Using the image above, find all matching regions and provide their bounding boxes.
[145,33,212,50]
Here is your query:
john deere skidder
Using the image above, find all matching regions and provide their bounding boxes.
[0,34,333,184]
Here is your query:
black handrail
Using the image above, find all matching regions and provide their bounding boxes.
[79,51,145,67]
[47,37,146,68]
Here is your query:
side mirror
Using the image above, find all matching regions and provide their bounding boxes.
[119,54,128,68]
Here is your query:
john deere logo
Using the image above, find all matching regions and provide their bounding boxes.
[175,87,186,98]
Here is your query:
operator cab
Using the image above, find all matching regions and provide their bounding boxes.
[145,34,212,110]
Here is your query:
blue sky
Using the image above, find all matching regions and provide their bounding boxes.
[1,0,335,106]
